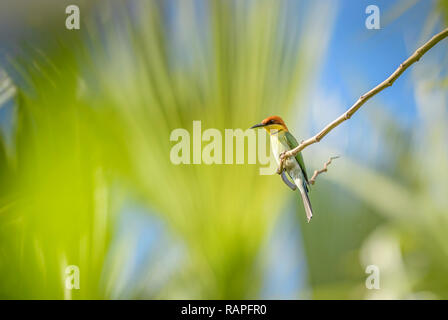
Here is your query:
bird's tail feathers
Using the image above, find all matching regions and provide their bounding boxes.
[300,186,313,223]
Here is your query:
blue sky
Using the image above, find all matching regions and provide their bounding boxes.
[320,0,435,128]
[296,0,442,171]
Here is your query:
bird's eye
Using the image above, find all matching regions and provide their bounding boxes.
[269,120,274,124]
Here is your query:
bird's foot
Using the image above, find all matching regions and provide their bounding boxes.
[277,151,287,174]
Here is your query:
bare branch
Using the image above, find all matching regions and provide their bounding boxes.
[309,156,339,185]
[278,27,448,173]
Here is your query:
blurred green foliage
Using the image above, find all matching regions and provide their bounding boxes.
[0,0,447,300]
[0,0,334,299]
[438,0,448,24]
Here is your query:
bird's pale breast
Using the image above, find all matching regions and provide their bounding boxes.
[270,133,301,173]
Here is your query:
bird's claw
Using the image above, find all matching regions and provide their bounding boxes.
[276,151,287,174]
[279,151,287,160]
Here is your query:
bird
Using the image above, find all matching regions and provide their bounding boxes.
[250,116,313,222]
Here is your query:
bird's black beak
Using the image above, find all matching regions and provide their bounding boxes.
[250,123,265,129]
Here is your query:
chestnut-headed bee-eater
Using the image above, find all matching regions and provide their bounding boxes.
[251,116,313,222]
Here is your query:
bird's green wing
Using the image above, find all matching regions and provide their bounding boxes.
[285,131,309,184]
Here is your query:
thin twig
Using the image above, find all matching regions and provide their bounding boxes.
[309,156,339,185]
[278,27,448,173]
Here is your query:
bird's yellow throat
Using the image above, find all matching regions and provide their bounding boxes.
[263,124,287,135]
